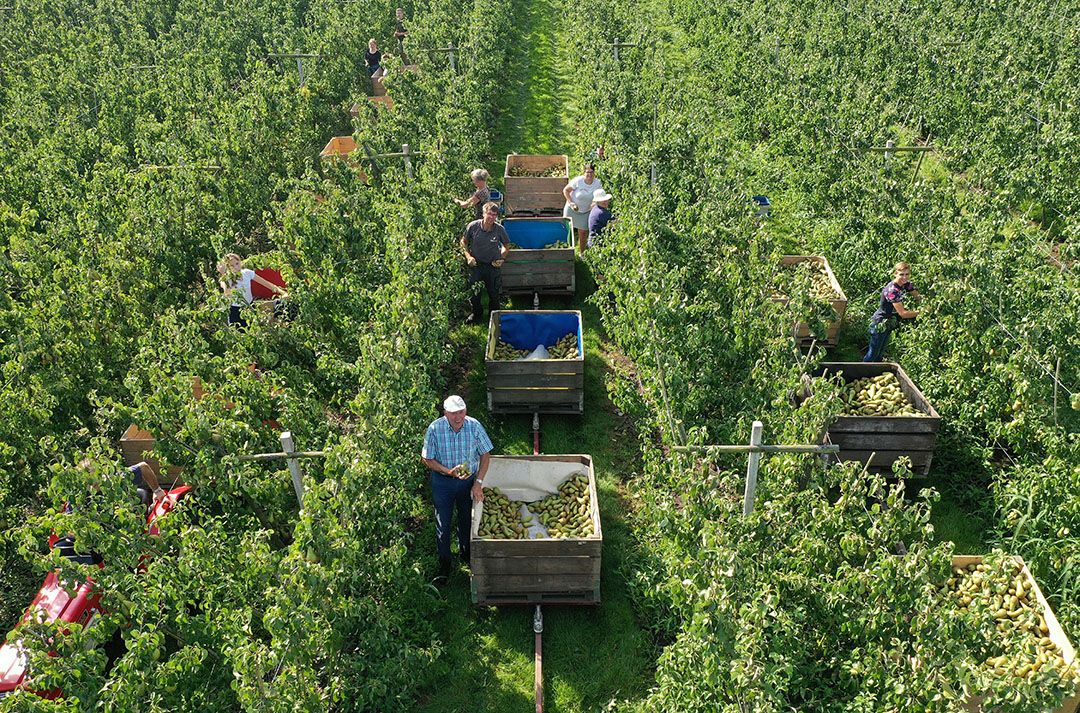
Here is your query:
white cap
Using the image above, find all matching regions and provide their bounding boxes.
[443,395,467,412]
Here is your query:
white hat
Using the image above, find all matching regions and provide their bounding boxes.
[443,395,467,412]
[592,189,613,203]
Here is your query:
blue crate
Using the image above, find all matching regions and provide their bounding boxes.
[503,217,572,249]
[498,312,582,354]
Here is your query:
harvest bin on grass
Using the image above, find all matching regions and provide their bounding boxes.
[471,455,601,605]
[811,362,940,476]
[953,555,1080,713]
[486,310,584,414]
[502,217,575,295]
[503,154,568,216]
[772,255,848,346]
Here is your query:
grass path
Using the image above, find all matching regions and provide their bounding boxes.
[413,0,656,708]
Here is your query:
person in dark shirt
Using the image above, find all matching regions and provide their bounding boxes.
[454,168,492,219]
[864,262,920,361]
[394,8,407,55]
[587,189,614,249]
[461,202,510,323]
[364,38,384,79]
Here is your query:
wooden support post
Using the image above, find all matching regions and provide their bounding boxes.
[1054,357,1061,427]
[910,132,930,186]
[742,421,763,516]
[612,38,637,61]
[281,431,305,507]
[402,143,413,180]
[448,42,456,73]
[267,53,322,87]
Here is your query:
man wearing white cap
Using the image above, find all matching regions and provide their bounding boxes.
[421,395,494,580]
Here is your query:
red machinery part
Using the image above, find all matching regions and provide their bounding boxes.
[0,486,192,699]
[250,268,286,300]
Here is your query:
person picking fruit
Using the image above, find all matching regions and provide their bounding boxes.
[864,261,920,361]
[421,395,494,582]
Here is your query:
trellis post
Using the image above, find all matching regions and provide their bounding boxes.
[742,421,764,516]
[281,431,305,505]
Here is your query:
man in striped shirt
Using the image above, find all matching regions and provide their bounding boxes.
[421,395,494,581]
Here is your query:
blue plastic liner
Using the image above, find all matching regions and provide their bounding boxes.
[503,219,571,249]
[499,312,582,355]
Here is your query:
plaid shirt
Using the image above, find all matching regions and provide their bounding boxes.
[421,416,494,476]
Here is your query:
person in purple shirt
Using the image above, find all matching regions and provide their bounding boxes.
[587,189,614,249]
[864,262,920,361]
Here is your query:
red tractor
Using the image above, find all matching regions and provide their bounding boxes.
[0,486,192,700]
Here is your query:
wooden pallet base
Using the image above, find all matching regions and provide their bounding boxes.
[489,401,584,415]
[472,579,600,606]
[796,337,838,349]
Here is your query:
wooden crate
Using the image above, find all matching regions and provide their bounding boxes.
[811,362,940,477]
[368,94,394,109]
[504,154,568,216]
[486,310,584,414]
[471,455,601,606]
[953,555,1080,713]
[772,255,848,346]
[119,424,184,484]
[319,136,369,182]
[320,136,357,160]
[502,217,575,295]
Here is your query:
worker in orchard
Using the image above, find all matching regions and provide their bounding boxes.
[393,7,407,55]
[453,168,492,220]
[864,261,920,361]
[587,188,614,248]
[217,253,290,328]
[563,162,603,255]
[421,395,493,582]
[461,201,510,324]
[77,458,170,510]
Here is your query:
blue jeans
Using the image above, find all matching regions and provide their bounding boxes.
[430,472,474,562]
[864,328,891,362]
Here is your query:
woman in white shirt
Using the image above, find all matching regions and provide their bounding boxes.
[562,163,602,255]
[217,253,289,328]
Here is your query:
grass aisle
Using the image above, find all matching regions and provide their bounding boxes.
[413,0,656,707]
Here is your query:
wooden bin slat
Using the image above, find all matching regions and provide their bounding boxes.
[505,248,575,262]
[487,359,583,375]
[471,555,600,576]
[830,416,940,434]
[502,260,576,275]
[828,433,939,450]
[475,574,598,593]
[489,388,582,404]
[503,272,576,289]
[488,372,584,388]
